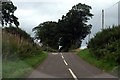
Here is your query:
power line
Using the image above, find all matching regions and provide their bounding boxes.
[105,0,120,10]
[102,1,119,29]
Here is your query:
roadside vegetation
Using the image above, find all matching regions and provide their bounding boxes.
[78,49,117,71]
[2,1,48,78]
[2,26,48,78]
[78,25,120,77]
[3,52,47,78]
[33,3,93,51]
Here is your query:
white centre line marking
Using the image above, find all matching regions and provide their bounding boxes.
[61,55,64,59]
[63,60,68,65]
[60,53,77,80]
[68,68,78,80]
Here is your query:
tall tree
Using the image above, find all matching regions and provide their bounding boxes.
[1,0,19,27]
[33,21,59,49]
[33,3,93,51]
[58,3,93,51]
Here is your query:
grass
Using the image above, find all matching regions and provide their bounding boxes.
[2,51,48,78]
[77,49,117,72]
[2,30,48,78]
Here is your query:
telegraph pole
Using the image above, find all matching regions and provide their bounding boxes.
[102,9,104,30]
[88,33,90,42]
[118,1,120,26]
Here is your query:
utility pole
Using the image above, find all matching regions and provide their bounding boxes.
[102,9,104,30]
[118,1,120,26]
[88,33,90,43]
[86,33,90,45]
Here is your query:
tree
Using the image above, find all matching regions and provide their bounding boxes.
[58,3,93,51]
[33,21,59,49]
[1,0,19,27]
[33,3,93,51]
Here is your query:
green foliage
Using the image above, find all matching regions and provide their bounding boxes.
[2,51,48,78]
[33,21,59,49]
[33,3,93,51]
[2,26,39,60]
[2,27,48,78]
[57,3,93,51]
[1,1,19,27]
[41,45,57,52]
[88,25,120,65]
[77,49,117,71]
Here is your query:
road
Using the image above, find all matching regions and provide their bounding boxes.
[28,52,118,80]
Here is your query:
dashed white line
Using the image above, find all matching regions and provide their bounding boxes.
[63,60,68,66]
[60,53,78,80]
[60,53,65,59]
[68,68,78,80]
[61,55,64,59]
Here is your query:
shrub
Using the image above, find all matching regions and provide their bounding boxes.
[88,25,120,65]
[2,27,43,60]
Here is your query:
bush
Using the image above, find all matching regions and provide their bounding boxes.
[2,27,43,60]
[88,25,120,65]
[41,46,57,52]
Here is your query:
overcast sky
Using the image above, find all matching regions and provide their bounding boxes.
[11,0,119,48]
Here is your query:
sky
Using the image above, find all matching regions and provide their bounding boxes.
[11,0,119,48]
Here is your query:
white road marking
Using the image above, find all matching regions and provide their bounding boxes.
[60,53,67,65]
[61,55,64,59]
[63,60,68,66]
[68,68,78,80]
[52,53,58,55]
[60,53,77,80]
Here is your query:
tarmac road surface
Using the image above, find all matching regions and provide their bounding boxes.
[28,52,118,80]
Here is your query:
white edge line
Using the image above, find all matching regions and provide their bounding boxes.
[63,60,68,65]
[68,68,78,80]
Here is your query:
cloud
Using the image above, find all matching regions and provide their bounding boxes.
[11,0,119,47]
[13,1,73,35]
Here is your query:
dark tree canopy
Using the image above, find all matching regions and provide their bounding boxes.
[33,21,59,49]
[33,3,93,51]
[1,0,19,27]
[58,3,93,51]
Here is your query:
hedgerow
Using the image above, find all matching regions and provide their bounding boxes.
[88,25,120,65]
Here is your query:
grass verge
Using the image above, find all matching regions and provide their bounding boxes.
[77,49,117,72]
[2,51,48,78]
